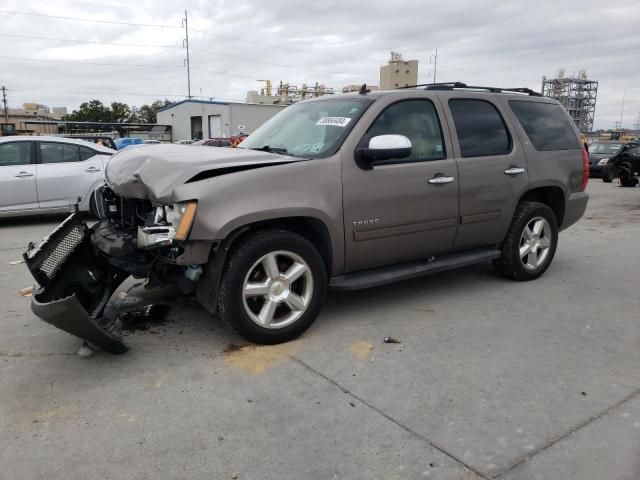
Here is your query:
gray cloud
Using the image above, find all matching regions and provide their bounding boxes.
[1,0,638,129]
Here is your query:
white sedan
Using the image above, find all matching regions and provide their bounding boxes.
[0,136,114,218]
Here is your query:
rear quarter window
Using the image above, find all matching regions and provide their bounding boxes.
[509,100,581,151]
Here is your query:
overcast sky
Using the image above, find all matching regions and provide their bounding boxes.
[1,0,638,129]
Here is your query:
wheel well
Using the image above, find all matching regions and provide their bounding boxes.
[520,187,565,226]
[227,217,333,274]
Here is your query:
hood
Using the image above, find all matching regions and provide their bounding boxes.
[105,144,303,203]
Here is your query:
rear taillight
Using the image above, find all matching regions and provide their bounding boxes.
[581,148,589,191]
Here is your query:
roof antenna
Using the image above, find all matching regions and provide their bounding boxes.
[359,83,369,95]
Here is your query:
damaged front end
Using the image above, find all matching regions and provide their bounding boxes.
[24,187,206,353]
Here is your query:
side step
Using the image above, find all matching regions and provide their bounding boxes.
[329,248,501,291]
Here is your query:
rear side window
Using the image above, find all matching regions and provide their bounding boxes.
[509,101,581,151]
[449,99,511,157]
[0,142,32,166]
[40,142,81,163]
[79,146,96,160]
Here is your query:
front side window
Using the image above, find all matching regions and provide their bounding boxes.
[239,98,371,159]
[79,146,97,161]
[361,99,446,163]
[40,142,81,164]
[0,142,32,166]
[509,100,581,151]
[449,99,511,157]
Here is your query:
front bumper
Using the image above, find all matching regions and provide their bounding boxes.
[24,213,129,353]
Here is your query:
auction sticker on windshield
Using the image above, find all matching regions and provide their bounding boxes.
[316,117,352,127]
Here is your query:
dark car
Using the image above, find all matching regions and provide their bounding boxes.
[598,141,640,183]
[194,138,232,147]
[588,141,624,179]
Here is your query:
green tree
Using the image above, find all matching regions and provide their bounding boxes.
[110,102,132,123]
[64,100,111,122]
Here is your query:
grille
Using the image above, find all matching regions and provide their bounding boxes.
[39,224,85,279]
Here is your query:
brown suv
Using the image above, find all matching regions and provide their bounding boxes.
[24,83,589,351]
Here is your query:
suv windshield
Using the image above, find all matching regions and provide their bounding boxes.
[590,142,622,155]
[238,98,371,158]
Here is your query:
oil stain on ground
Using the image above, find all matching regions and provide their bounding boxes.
[223,341,301,374]
[349,340,374,360]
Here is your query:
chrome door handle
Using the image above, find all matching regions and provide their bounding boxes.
[428,176,455,184]
[14,172,34,178]
[504,167,526,176]
[85,167,101,173]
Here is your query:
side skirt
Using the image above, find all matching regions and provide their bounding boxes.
[329,248,501,291]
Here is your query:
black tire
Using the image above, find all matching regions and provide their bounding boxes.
[494,201,558,281]
[217,229,327,344]
[602,166,615,183]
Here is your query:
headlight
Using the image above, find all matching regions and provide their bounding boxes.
[172,201,198,241]
[597,158,609,165]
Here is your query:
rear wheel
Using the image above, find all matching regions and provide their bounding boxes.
[494,201,558,281]
[218,229,327,344]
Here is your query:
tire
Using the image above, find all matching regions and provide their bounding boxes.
[602,167,615,183]
[494,201,558,281]
[217,229,327,344]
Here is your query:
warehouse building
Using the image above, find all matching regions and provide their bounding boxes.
[156,100,284,142]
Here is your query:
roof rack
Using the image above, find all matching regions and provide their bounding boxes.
[399,82,542,96]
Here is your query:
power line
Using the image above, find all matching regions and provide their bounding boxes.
[0,56,182,69]
[48,0,178,13]
[0,32,180,49]
[0,10,182,28]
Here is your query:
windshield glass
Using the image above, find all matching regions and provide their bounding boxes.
[238,98,371,158]
[590,143,622,155]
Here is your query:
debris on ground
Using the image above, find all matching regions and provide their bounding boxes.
[19,285,33,297]
[77,342,102,357]
[8,259,24,265]
[118,304,171,331]
[383,336,401,344]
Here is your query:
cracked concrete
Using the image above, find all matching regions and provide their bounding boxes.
[1,181,638,480]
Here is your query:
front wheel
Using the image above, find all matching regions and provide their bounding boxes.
[217,229,327,344]
[602,166,615,183]
[494,201,558,281]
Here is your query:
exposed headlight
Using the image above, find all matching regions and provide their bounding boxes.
[597,158,609,165]
[172,201,198,241]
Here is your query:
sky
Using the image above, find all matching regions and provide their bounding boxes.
[1,0,639,130]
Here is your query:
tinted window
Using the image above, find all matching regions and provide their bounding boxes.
[40,143,81,163]
[363,99,446,163]
[0,142,32,166]
[509,100,581,151]
[449,99,511,157]
[627,146,640,158]
[79,146,96,161]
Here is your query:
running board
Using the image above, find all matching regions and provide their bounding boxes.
[329,249,501,291]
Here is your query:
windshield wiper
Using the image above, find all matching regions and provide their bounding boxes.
[250,145,288,155]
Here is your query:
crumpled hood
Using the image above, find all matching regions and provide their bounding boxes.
[105,144,302,203]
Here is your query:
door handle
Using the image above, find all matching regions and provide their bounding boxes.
[85,167,101,173]
[14,172,34,178]
[504,166,526,176]
[428,175,455,185]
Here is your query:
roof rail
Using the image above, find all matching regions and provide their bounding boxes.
[398,82,541,96]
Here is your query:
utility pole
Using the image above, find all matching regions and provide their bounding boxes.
[429,49,438,84]
[2,86,8,123]
[182,10,192,99]
[618,88,626,130]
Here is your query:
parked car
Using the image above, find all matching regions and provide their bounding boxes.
[588,141,624,180]
[0,136,114,217]
[24,84,588,351]
[174,139,196,145]
[114,138,144,150]
[597,141,640,184]
[194,138,232,147]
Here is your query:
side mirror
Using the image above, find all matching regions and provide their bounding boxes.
[355,135,412,170]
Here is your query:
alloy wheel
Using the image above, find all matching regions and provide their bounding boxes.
[519,216,552,270]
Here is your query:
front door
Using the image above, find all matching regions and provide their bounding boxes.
[342,98,459,272]
[209,115,222,138]
[438,95,530,250]
[35,142,104,210]
[0,141,38,212]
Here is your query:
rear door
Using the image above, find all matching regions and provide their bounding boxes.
[0,141,38,212]
[438,94,529,250]
[35,141,105,210]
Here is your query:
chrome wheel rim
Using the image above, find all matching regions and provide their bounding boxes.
[519,216,552,271]
[242,250,314,329]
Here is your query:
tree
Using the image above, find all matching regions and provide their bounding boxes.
[63,100,111,122]
[110,102,132,123]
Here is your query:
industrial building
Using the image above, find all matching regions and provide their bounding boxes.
[246,80,334,105]
[156,99,284,142]
[380,51,418,89]
[541,70,598,134]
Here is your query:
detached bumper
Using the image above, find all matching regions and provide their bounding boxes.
[24,213,129,353]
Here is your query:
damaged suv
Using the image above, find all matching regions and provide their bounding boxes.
[24,83,589,352]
